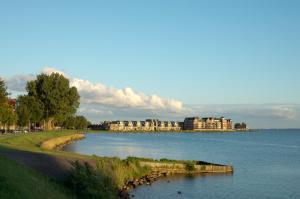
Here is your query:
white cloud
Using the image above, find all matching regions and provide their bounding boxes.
[4,66,185,114]
[2,67,300,128]
[39,67,184,112]
[77,107,114,116]
[4,74,35,92]
[71,78,184,112]
[270,105,297,120]
[188,104,298,120]
[42,67,67,77]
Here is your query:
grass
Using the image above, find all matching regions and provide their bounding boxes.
[0,130,79,152]
[0,155,73,199]
[0,130,217,199]
[127,156,198,165]
[0,131,151,199]
[67,157,150,199]
[94,156,150,188]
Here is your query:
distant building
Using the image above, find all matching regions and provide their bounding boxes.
[183,117,232,130]
[102,119,181,131]
[97,116,236,131]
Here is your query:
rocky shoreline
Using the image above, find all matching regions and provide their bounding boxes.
[118,171,168,198]
[118,160,233,198]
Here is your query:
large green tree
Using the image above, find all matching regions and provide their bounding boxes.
[0,103,17,132]
[26,73,80,130]
[16,95,43,130]
[62,115,89,130]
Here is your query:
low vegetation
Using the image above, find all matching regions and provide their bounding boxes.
[67,157,150,199]
[185,162,196,171]
[0,131,152,199]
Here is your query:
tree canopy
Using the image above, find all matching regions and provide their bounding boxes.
[0,78,16,132]
[1,74,90,131]
[26,73,80,128]
[63,115,89,130]
[16,95,43,128]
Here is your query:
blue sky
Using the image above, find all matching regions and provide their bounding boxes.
[0,0,299,128]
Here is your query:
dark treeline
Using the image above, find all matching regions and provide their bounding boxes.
[234,122,247,130]
[0,73,90,132]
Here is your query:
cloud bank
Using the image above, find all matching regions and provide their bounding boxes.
[3,66,185,116]
[41,67,184,113]
[2,66,300,128]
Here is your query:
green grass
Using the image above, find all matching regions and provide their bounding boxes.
[0,131,210,198]
[66,157,151,199]
[0,131,79,151]
[126,156,198,165]
[94,156,150,188]
[0,131,151,198]
[0,155,73,199]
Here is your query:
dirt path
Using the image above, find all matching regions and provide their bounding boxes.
[0,147,95,180]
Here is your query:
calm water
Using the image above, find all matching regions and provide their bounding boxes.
[64,130,300,199]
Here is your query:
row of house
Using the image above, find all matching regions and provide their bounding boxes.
[183,117,233,130]
[102,119,182,131]
[96,117,234,131]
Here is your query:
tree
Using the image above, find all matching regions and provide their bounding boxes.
[241,122,247,129]
[0,103,17,133]
[16,95,43,130]
[74,116,89,130]
[0,78,8,104]
[62,115,89,130]
[16,98,30,128]
[63,116,75,129]
[234,122,247,130]
[0,79,16,132]
[26,73,80,130]
[234,123,241,129]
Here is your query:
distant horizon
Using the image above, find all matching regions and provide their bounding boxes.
[1,1,299,128]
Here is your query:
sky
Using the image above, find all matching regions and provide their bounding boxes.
[0,0,300,128]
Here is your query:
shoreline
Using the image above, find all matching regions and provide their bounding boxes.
[40,133,85,150]
[42,132,234,197]
[0,131,234,199]
[88,129,252,133]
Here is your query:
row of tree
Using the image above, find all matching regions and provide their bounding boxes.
[0,73,90,132]
[234,122,247,130]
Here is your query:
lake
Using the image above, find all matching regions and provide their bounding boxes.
[64,129,300,199]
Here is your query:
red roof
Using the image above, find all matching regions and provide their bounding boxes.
[8,99,16,106]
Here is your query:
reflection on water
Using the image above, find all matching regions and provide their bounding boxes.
[64,130,300,199]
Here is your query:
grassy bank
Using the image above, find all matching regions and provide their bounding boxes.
[0,131,80,152]
[0,155,73,199]
[0,131,151,199]
[0,131,233,198]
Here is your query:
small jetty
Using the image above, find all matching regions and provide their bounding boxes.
[139,160,233,175]
[121,159,233,195]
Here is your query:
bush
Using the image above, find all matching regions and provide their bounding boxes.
[185,162,195,172]
[66,158,150,199]
[66,161,117,199]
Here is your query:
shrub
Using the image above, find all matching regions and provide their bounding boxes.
[66,161,117,199]
[185,162,195,172]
